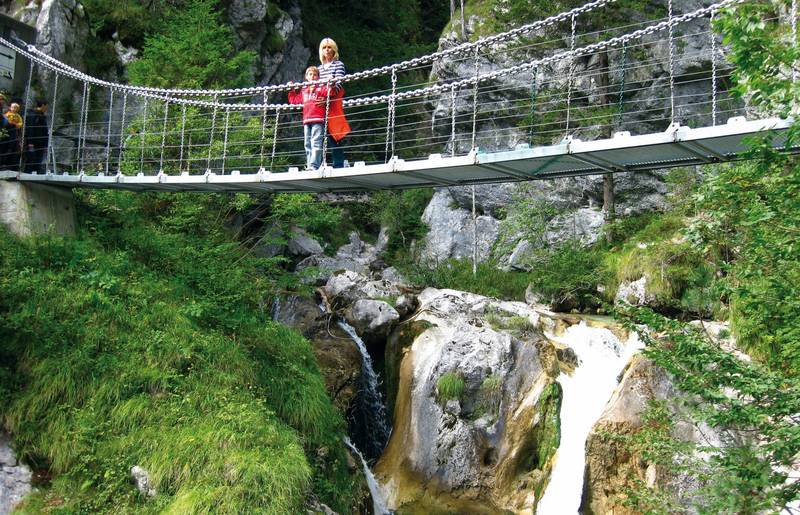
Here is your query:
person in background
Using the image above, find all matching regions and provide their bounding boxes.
[24,100,49,173]
[2,102,21,170]
[288,66,331,170]
[317,37,350,167]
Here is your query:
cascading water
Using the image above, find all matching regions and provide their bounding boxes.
[337,319,392,461]
[344,437,391,515]
[537,321,642,514]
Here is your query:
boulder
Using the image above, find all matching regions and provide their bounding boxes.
[323,271,401,309]
[419,189,500,264]
[345,299,399,344]
[288,227,324,257]
[0,432,32,514]
[615,277,653,306]
[296,231,388,281]
[375,288,567,513]
[131,465,156,498]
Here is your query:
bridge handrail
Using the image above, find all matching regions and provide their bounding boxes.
[1,0,743,114]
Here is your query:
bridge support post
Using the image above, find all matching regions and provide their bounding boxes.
[0,180,76,237]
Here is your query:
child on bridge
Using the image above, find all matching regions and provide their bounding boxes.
[288,66,342,170]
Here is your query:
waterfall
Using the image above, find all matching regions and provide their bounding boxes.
[344,437,391,515]
[337,319,392,460]
[537,322,642,514]
[270,296,281,320]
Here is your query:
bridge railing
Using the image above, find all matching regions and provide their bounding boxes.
[0,0,782,178]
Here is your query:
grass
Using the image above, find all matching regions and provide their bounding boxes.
[436,372,466,402]
[0,190,360,513]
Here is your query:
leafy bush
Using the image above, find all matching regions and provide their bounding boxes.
[436,371,465,402]
[405,259,531,300]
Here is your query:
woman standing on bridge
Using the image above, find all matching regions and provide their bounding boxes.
[318,37,350,168]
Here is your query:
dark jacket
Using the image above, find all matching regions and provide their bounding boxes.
[24,110,48,150]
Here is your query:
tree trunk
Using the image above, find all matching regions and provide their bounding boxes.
[597,50,616,242]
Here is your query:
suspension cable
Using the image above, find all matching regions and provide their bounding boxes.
[710,10,718,126]
[565,13,577,137]
[668,0,676,122]
[105,89,114,174]
[117,93,127,173]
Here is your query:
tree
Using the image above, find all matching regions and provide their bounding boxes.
[127,0,255,89]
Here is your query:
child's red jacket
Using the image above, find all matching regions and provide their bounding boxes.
[288,85,336,125]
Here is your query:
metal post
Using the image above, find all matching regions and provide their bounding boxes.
[46,73,59,173]
[19,62,34,172]
[159,101,169,172]
[117,93,128,173]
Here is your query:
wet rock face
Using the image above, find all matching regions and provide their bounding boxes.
[224,0,310,86]
[375,288,567,513]
[0,432,32,515]
[580,354,720,514]
[273,293,362,413]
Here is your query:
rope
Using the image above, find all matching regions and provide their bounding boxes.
[46,73,58,173]
[260,91,269,169]
[159,101,169,172]
[472,185,477,276]
[617,41,627,129]
[270,109,280,170]
[322,79,332,166]
[139,96,148,173]
[105,89,114,174]
[471,45,480,150]
[77,82,87,171]
[529,66,538,143]
[79,85,91,172]
[179,104,187,172]
[385,69,397,162]
[206,94,218,171]
[668,0,676,122]
[710,11,718,126]
[565,13,577,137]
[221,107,230,174]
[117,93,127,173]
[450,85,458,156]
[19,62,34,172]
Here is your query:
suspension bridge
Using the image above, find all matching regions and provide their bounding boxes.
[0,0,795,193]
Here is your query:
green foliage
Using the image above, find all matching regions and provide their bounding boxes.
[616,307,800,513]
[0,189,359,512]
[405,259,531,300]
[435,371,465,402]
[127,0,255,89]
[372,188,434,261]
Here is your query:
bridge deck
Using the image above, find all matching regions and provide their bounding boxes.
[7,117,793,193]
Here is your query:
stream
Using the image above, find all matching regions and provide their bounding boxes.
[537,321,642,514]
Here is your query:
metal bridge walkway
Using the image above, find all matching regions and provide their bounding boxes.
[8,117,792,193]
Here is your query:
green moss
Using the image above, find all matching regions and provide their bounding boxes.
[436,371,466,402]
[515,382,562,505]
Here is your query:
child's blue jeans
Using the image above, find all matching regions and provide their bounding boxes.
[304,123,324,170]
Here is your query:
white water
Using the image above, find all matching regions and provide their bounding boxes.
[337,319,392,453]
[344,437,391,515]
[537,322,642,514]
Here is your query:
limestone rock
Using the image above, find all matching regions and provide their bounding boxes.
[323,271,401,309]
[420,189,499,264]
[375,288,565,513]
[288,227,324,257]
[345,299,399,344]
[130,465,156,498]
[543,207,606,247]
[615,277,653,306]
[35,0,90,86]
[0,432,32,515]
[580,354,722,514]
[296,231,388,282]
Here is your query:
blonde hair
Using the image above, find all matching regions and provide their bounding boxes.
[318,38,339,63]
[305,65,320,78]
